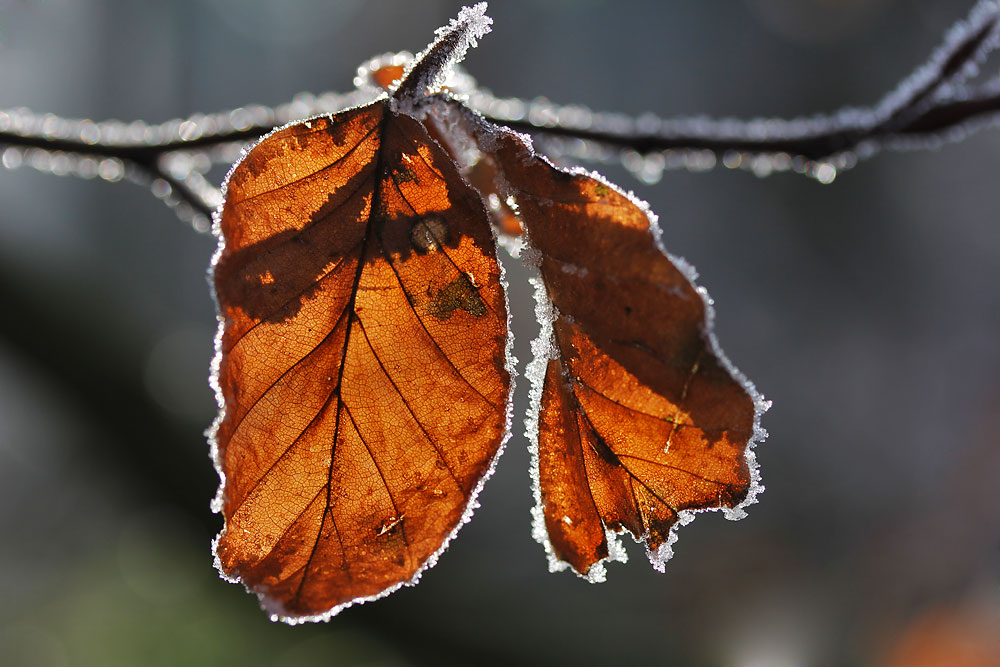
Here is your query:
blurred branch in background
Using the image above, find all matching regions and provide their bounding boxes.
[3,0,1000,665]
[1,0,999,228]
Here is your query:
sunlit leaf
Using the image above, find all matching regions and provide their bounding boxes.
[435,98,766,580]
[209,2,764,621]
[210,8,510,618]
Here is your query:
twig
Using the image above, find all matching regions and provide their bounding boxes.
[1,1,998,224]
[494,79,1000,161]
[478,0,1000,164]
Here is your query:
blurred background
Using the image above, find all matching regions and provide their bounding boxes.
[2,1,999,665]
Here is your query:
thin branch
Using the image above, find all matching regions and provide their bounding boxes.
[0,125,260,160]
[493,79,1000,161]
[1,1,998,223]
[477,0,1000,163]
[0,89,375,229]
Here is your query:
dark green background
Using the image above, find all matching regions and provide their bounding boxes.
[1,1,998,665]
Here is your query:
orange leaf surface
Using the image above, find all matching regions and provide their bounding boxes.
[210,60,512,618]
[436,99,766,579]
[512,146,763,578]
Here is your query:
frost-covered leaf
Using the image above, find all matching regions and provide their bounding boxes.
[209,1,767,622]
[210,5,511,622]
[432,98,768,581]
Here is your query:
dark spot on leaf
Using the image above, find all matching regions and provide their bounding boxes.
[428,276,486,320]
[396,165,417,183]
[409,215,448,253]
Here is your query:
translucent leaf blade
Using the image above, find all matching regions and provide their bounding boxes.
[210,100,511,621]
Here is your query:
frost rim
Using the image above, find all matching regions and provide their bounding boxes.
[524,160,769,579]
[206,4,516,624]
[206,102,518,622]
[444,106,770,580]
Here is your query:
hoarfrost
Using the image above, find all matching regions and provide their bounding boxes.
[393,3,492,115]
[449,99,770,581]
[418,47,775,585]
[458,1,1000,185]
[524,276,628,584]
[205,9,517,619]
[524,277,559,571]
[582,165,769,578]
[876,0,1000,121]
